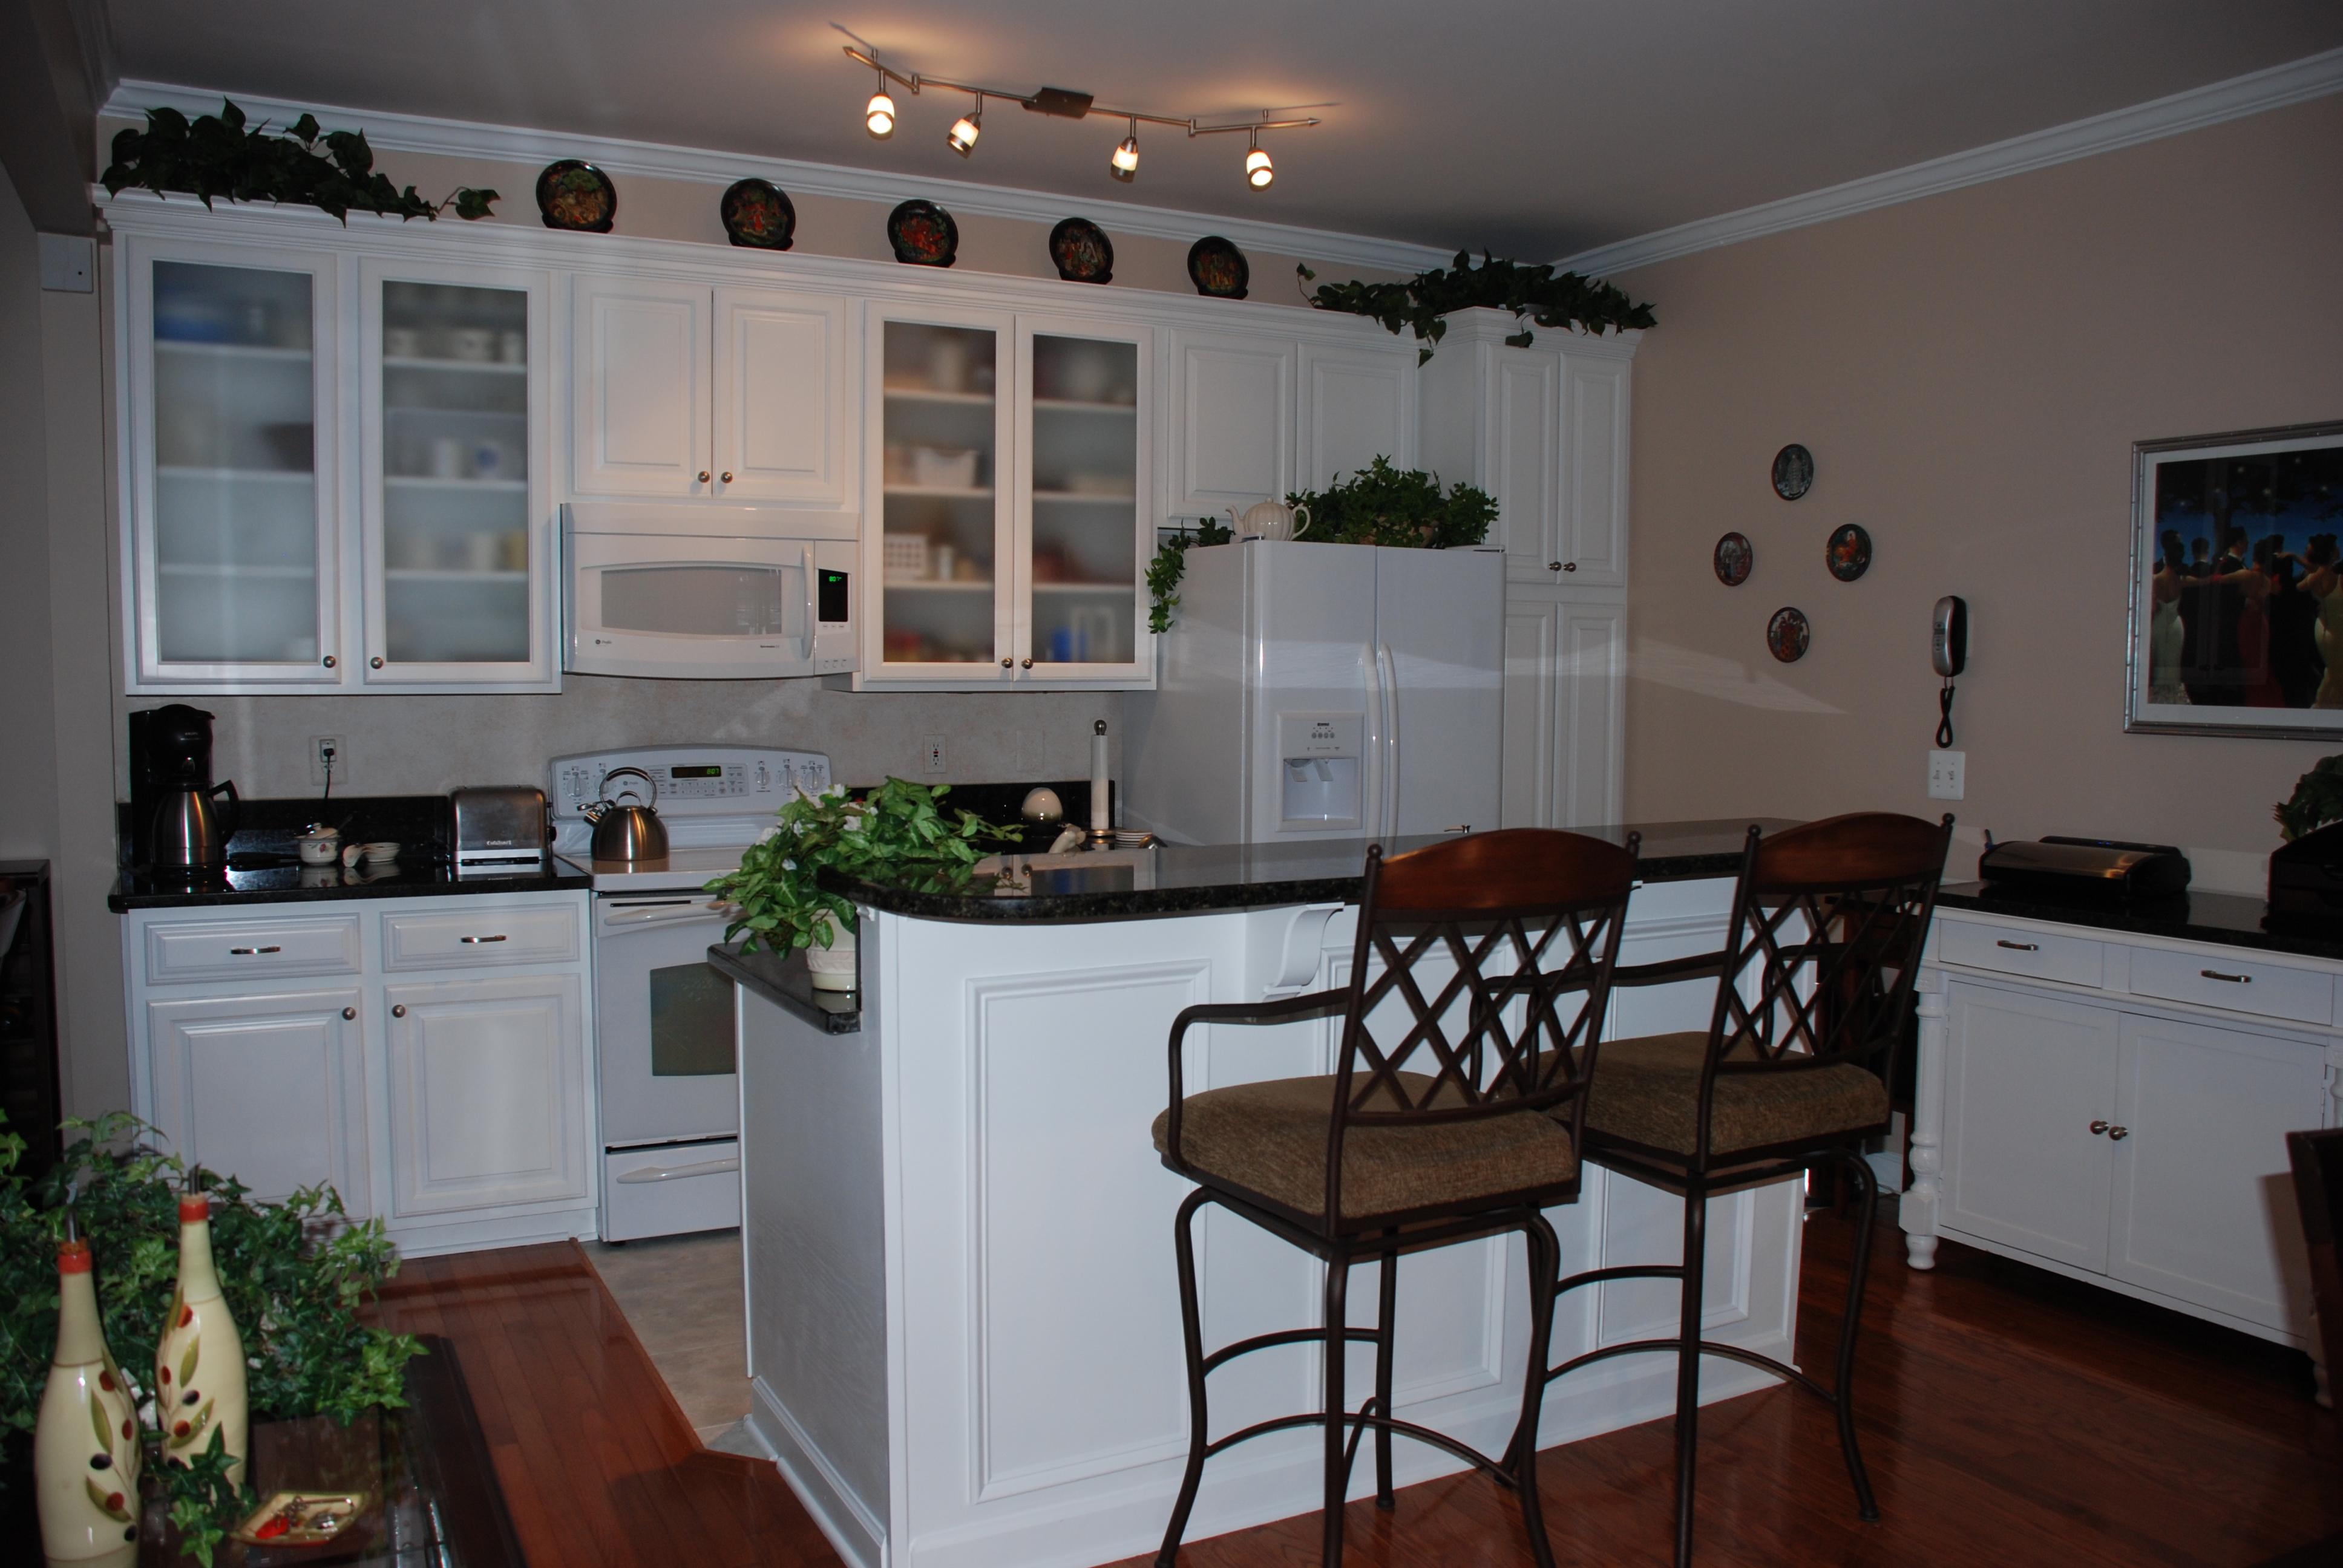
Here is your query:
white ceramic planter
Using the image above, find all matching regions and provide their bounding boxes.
[805,916,858,991]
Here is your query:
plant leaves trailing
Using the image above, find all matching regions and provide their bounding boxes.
[1286,457,1496,550]
[0,1112,424,1564]
[706,779,1023,956]
[1146,515,1232,634]
[1297,250,1654,364]
[102,100,499,224]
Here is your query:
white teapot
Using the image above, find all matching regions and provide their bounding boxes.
[1226,500,1312,542]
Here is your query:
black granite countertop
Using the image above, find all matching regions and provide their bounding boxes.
[1936,881,2343,963]
[707,942,860,1034]
[821,818,1798,925]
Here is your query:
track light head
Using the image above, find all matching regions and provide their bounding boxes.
[867,89,896,137]
[1110,119,1139,181]
[1245,140,1274,190]
[948,109,981,155]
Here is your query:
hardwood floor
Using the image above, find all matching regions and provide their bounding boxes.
[370,1216,2340,1567]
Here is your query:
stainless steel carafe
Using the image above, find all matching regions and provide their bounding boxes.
[151,780,240,871]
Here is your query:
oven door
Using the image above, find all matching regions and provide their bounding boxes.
[593,893,741,1147]
[566,525,857,679]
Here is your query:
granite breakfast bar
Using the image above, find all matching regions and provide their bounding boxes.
[713,822,1810,1568]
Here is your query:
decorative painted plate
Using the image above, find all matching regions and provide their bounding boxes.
[535,160,615,233]
[1767,606,1811,663]
[1713,531,1753,587]
[1187,235,1250,299]
[1826,523,1872,582]
[1049,217,1114,284]
[720,178,796,250]
[886,199,958,267]
[1771,443,1814,501]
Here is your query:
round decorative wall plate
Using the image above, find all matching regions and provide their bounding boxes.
[1048,217,1115,284]
[1713,531,1753,587]
[720,178,796,250]
[886,200,958,267]
[1767,606,1811,662]
[1771,443,1814,501]
[536,160,615,232]
[1826,523,1873,582]
[1187,235,1250,299]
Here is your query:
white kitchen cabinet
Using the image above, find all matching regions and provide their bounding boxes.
[859,303,1152,688]
[142,986,369,1212]
[1165,328,1294,518]
[571,275,850,506]
[1499,588,1624,829]
[1418,309,1637,589]
[382,972,589,1217]
[1298,339,1416,492]
[122,892,595,1256]
[1912,915,2339,1350]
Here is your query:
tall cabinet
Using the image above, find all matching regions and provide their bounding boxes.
[1418,310,1638,829]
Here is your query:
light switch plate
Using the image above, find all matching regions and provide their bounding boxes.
[1927,749,1965,801]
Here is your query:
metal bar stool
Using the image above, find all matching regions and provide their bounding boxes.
[1535,812,1953,1567]
[1150,828,1641,1567]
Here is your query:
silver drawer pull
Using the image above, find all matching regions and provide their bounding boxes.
[2198,969,2250,984]
[459,934,508,944]
[1995,940,2039,952]
[228,945,282,955]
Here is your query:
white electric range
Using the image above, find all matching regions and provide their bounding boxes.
[548,744,830,1242]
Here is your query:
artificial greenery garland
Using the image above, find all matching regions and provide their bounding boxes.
[102,100,499,223]
[1145,515,1233,634]
[2275,754,2343,841]
[0,1113,422,1564]
[1298,251,1656,364]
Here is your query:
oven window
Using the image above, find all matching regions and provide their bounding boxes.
[649,962,737,1076]
[598,564,805,638]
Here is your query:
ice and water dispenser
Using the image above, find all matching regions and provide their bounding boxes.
[1276,713,1365,831]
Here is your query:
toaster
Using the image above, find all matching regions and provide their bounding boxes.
[451,786,549,877]
[1976,835,2191,903]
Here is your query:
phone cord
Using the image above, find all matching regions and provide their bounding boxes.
[1936,680,1956,748]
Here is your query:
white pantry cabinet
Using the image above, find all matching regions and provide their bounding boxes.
[1499,587,1624,831]
[123,891,595,1256]
[1910,909,2339,1354]
[569,275,851,506]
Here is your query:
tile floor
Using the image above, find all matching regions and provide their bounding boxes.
[582,1228,766,1455]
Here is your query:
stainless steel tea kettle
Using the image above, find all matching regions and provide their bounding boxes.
[583,765,669,861]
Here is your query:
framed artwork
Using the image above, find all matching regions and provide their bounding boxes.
[2126,420,2343,737]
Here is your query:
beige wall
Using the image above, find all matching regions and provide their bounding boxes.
[1616,93,2343,893]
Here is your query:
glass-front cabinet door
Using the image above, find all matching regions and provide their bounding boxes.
[126,241,341,687]
[359,258,556,688]
[1015,318,1150,682]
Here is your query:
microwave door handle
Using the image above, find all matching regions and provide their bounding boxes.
[802,545,818,660]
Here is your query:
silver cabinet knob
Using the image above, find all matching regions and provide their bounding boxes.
[391,1004,407,1019]
[2089,1120,2109,1135]
[1562,561,1578,572]
[323,655,336,668]
[370,656,384,669]
[1547,561,1562,572]
[721,471,733,484]
[1000,657,1013,668]
[697,471,710,483]
[342,1007,356,1021]
[1021,656,1034,669]
[2106,1125,2129,1141]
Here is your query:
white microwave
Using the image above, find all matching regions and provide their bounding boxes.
[563,503,858,680]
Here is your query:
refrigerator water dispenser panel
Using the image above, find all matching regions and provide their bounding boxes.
[1277,713,1364,829]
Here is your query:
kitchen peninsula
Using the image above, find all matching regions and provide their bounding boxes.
[713,820,1806,1568]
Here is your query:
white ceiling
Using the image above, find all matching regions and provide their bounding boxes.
[97,0,2343,263]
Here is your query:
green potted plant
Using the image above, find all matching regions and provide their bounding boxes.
[705,779,1019,988]
[2275,754,2343,841]
[1286,456,1497,548]
[1,1112,424,1564]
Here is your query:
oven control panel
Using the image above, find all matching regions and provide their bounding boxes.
[548,745,833,822]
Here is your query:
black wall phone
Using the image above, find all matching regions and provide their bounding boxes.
[1933,595,1968,746]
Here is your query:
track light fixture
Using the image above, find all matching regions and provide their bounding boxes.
[837,38,1319,188]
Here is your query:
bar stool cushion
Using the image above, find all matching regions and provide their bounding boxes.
[1573,1032,1889,1157]
[1153,1072,1580,1223]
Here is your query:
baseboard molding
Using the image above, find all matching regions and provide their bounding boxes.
[749,1375,890,1568]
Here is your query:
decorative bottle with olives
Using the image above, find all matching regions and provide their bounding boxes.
[156,1189,247,1486]
[34,1227,142,1565]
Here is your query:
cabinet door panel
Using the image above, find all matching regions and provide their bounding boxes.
[1500,597,1558,829]
[1941,983,2116,1270]
[145,988,367,1212]
[1016,318,1152,682]
[384,973,588,1215]
[1169,332,1293,515]
[714,287,849,504]
[572,278,712,497]
[1299,342,1413,492]
[2108,1014,2325,1328]
[1556,599,1624,828]
[1559,352,1629,587]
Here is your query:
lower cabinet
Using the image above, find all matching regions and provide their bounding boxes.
[1500,587,1623,829]
[1926,965,2332,1344]
[126,892,594,1256]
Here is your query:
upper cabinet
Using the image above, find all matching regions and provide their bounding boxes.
[1166,330,1293,517]
[570,275,850,506]
[1297,340,1416,493]
[119,234,560,693]
[1417,310,1636,590]
[858,303,1151,689]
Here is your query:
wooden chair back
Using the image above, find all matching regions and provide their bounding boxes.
[2288,1127,2343,1438]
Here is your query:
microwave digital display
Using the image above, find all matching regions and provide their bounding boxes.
[818,569,851,624]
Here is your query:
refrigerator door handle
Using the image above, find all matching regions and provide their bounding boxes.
[1360,641,1384,837]
[1368,637,1387,839]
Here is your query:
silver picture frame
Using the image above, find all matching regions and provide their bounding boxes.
[2125,419,2343,738]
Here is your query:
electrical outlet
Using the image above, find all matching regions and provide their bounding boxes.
[922,735,947,776]
[1927,748,1965,801]
[310,736,346,787]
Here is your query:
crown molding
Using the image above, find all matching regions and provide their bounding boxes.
[1558,45,2343,277]
[100,78,1456,275]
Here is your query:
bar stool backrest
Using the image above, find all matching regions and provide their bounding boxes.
[2287,1126,2343,1451]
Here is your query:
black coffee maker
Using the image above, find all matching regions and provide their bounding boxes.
[128,705,240,870]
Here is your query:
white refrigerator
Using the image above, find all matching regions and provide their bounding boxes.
[1126,540,1505,845]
